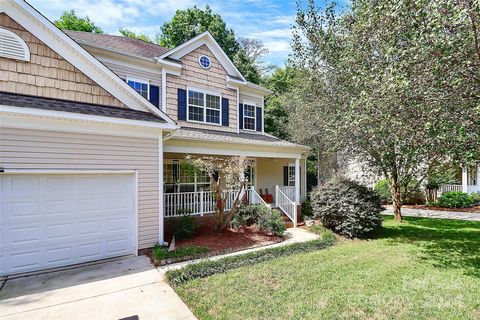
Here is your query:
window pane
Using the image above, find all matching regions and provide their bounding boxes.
[188,90,204,106]
[127,80,148,99]
[244,104,255,117]
[244,117,255,130]
[206,94,220,109]
[206,109,220,124]
[189,105,204,121]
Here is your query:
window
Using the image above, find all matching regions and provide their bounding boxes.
[164,161,210,193]
[199,55,211,69]
[243,104,256,131]
[288,165,296,187]
[188,89,221,125]
[126,78,149,99]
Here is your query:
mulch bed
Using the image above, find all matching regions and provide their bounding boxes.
[396,205,480,213]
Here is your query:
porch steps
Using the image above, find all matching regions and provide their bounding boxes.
[273,208,305,228]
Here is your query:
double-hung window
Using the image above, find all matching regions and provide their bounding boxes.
[243,104,256,131]
[188,89,221,125]
[126,77,149,99]
[288,165,296,187]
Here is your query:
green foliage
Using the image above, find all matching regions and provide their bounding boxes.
[119,28,152,43]
[54,10,103,33]
[166,233,336,286]
[152,244,208,260]
[311,178,383,238]
[470,192,480,206]
[438,192,473,208]
[231,204,285,236]
[308,224,327,235]
[169,211,198,240]
[301,199,314,218]
[374,179,392,204]
[233,48,261,84]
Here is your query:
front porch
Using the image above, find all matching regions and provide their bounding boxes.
[439,165,480,195]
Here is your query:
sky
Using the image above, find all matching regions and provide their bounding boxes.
[28,0,310,67]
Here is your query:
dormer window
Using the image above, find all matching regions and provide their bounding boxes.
[243,104,256,131]
[199,55,211,69]
[0,28,30,61]
[126,77,149,99]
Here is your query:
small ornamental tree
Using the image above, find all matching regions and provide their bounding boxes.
[186,156,254,232]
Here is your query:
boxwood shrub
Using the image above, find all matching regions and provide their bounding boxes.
[231,204,286,236]
[438,191,473,208]
[165,230,336,286]
[311,178,383,238]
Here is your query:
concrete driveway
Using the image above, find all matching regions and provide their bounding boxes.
[0,256,196,320]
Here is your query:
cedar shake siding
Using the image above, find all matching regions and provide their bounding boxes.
[166,45,238,132]
[0,13,125,108]
[0,127,160,249]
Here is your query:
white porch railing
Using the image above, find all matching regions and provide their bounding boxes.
[275,185,297,227]
[164,190,241,218]
[438,184,463,194]
[278,186,295,203]
[248,187,270,207]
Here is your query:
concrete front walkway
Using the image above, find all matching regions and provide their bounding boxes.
[159,227,319,273]
[383,207,480,221]
[0,256,196,320]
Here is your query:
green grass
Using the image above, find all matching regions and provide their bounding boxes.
[308,224,328,235]
[152,244,208,260]
[175,217,480,320]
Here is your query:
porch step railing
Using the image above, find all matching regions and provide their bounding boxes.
[248,187,270,207]
[277,186,296,202]
[275,185,297,228]
[164,190,240,218]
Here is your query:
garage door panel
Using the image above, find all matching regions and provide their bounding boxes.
[1,173,136,276]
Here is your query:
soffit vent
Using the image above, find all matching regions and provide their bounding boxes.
[0,28,30,62]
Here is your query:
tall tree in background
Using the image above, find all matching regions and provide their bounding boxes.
[54,10,103,33]
[290,0,480,221]
[119,28,152,43]
[156,5,265,84]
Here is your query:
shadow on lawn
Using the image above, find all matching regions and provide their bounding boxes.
[378,217,480,278]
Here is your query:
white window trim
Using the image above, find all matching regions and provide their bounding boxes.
[126,76,150,100]
[198,55,211,69]
[242,101,257,132]
[186,86,222,126]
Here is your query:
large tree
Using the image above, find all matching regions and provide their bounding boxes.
[119,28,153,43]
[289,0,480,221]
[54,10,103,33]
[156,5,266,83]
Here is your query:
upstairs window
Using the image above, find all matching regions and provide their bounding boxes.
[243,104,256,131]
[188,89,221,125]
[0,28,30,61]
[126,77,149,99]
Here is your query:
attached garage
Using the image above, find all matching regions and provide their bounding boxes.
[0,172,137,276]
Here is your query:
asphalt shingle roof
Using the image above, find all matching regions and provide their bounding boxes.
[65,30,169,60]
[171,127,308,149]
[0,91,165,123]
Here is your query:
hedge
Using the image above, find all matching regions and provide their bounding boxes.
[165,231,336,286]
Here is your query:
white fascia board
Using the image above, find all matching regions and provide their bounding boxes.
[1,105,178,131]
[4,0,176,126]
[156,58,183,69]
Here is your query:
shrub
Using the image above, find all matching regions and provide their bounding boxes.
[256,208,286,236]
[438,191,473,208]
[165,232,336,286]
[169,211,198,240]
[374,179,392,204]
[301,199,314,218]
[470,192,480,206]
[311,178,383,238]
[230,204,260,229]
[152,244,208,260]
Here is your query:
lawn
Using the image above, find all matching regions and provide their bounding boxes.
[174,217,480,320]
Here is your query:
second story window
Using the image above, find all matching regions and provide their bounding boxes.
[243,104,256,131]
[126,77,149,99]
[188,89,221,125]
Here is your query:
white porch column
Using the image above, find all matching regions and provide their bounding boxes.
[158,132,164,245]
[295,158,300,203]
[477,165,480,188]
[462,166,468,193]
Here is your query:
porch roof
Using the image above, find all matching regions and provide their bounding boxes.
[168,127,310,151]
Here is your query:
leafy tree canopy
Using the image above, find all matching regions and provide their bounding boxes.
[54,10,103,33]
[119,28,153,43]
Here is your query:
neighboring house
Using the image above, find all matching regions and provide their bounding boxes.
[437,165,480,195]
[0,0,308,276]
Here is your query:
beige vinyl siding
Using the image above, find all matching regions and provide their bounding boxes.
[102,60,162,87]
[0,127,159,249]
[166,45,238,132]
[256,157,306,202]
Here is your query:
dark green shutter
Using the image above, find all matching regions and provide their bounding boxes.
[256,107,262,132]
[222,98,229,126]
[283,166,289,186]
[149,85,160,108]
[239,103,244,130]
[178,88,187,121]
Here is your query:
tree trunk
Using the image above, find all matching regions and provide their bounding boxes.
[390,181,402,222]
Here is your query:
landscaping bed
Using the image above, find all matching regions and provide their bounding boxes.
[393,204,480,213]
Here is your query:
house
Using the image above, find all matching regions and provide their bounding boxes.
[0,0,309,276]
[438,165,480,195]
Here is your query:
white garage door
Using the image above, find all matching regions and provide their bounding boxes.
[0,173,136,276]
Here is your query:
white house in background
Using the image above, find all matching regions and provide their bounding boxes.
[0,0,308,276]
[438,165,480,195]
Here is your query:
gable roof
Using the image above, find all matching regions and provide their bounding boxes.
[1,0,176,127]
[65,30,168,61]
[157,31,246,82]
